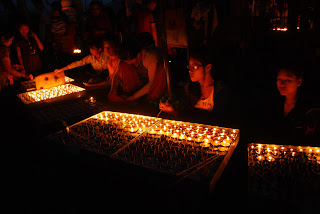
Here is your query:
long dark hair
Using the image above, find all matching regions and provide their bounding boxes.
[0,26,14,41]
[186,48,212,105]
[119,38,141,60]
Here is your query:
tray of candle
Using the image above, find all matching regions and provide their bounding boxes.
[48,111,240,190]
[248,143,320,201]
[17,84,86,105]
[20,76,74,92]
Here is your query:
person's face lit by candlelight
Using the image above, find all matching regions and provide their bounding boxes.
[90,4,101,17]
[18,24,29,37]
[1,35,14,47]
[187,58,211,83]
[103,41,117,58]
[277,69,302,97]
[89,46,102,57]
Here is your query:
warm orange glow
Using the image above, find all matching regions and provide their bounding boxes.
[272,27,288,31]
[92,111,240,150]
[18,84,85,104]
[73,49,81,54]
[64,76,74,83]
[249,143,320,164]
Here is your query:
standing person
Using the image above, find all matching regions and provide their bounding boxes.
[119,32,166,101]
[14,22,44,76]
[0,29,32,92]
[136,0,158,46]
[159,48,230,125]
[49,0,75,67]
[85,1,113,40]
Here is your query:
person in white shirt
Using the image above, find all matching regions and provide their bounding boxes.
[159,48,230,125]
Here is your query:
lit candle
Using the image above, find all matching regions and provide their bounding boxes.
[149,129,156,134]
[73,49,81,53]
[200,141,210,148]
[179,134,186,140]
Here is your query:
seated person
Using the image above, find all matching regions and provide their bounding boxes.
[54,39,109,86]
[159,48,230,125]
[119,32,167,101]
[266,63,319,138]
[104,37,141,102]
[0,29,32,92]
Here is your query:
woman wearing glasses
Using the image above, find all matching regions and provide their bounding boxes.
[159,48,230,125]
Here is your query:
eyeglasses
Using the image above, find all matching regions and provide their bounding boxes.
[187,64,203,71]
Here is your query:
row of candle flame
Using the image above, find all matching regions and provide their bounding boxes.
[19,84,85,103]
[92,111,239,148]
[249,143,320,163]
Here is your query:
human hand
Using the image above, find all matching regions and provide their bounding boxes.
[12,64,24,72]
[30,32,37,39]
[6,73,14,85]
[24,74,33,80]
[126,96,136,102]
[83,82,90,87]
[159,102,175,113]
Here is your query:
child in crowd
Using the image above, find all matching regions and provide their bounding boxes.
[0,29,33,92]
[14,22,44,76]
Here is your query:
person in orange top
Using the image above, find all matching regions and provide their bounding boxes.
[136,0,158,46]
[119,33,167,101]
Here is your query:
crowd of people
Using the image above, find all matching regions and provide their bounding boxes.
[0,0,319,140]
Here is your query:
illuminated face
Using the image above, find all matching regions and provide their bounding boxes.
[18,25,29,36]
[188,58,205,82]
[103,41,116,57]
[91,5,101,16]
[277,69,302,96]
[148,2,157,11]
[2,36,14,47]
[89,47,101,57]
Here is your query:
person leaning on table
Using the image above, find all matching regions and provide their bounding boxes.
[54,39,109,87]
[0,28,32,93]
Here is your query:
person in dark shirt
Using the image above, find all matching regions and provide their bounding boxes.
[0,29,32,92]
[14,22,44,76]
[267,64,320,138]
[86,1,113,39]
